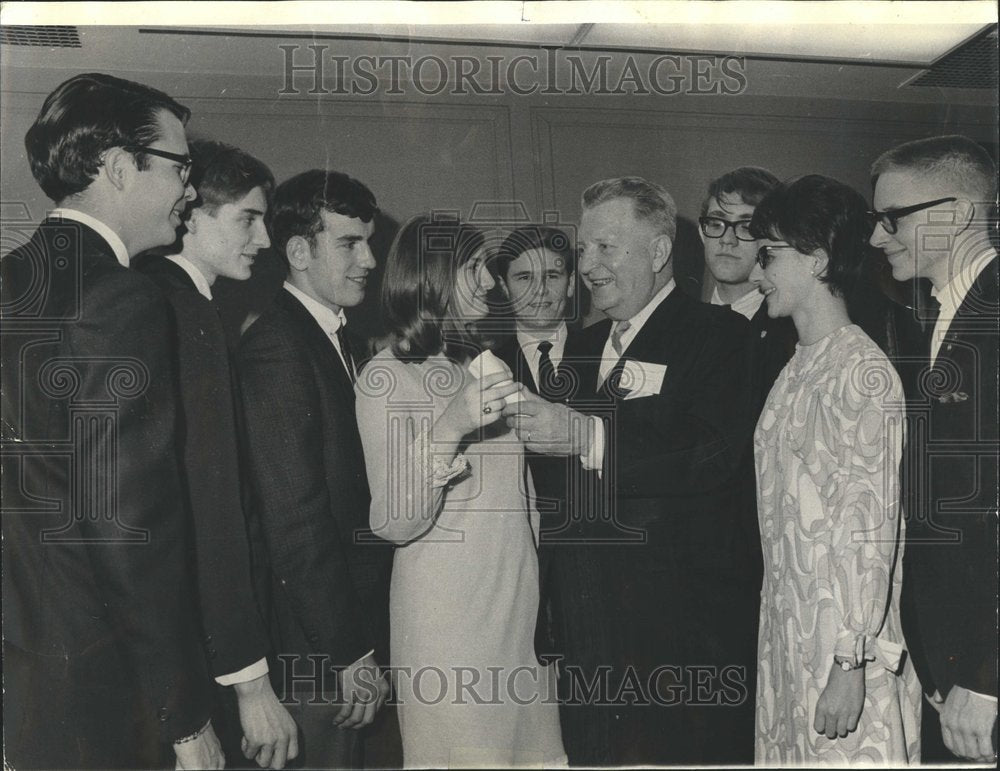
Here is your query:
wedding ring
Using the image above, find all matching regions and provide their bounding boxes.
[483,404,492,414]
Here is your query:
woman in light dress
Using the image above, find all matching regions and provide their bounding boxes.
[748,175,921,765]
[355,215,566,768]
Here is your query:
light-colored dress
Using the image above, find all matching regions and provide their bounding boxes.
[754,324,921,765]
[356,349,566,769]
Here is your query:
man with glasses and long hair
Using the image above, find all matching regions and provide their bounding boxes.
[1,73,221,768]
[869,135,998,764]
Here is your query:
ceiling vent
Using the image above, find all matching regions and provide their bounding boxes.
[0,25,82,48]
[908,26,997,90]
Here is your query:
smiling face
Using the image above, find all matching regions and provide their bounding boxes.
[869,169,958,288]
[451,247,495,321]
[701,193,759,290]
[125,109,196,253]
[501,246,574,332]
[184,185,270,283]
[750,241,816,320]
[578,197,670,321]
[289,209,376,313]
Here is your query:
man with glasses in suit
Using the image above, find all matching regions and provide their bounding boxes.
[1,73,220,769]
[869,135,998,765]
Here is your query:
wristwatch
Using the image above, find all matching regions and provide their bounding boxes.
[834,656,865,672]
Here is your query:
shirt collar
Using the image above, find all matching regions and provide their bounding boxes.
[49,207,130,268]
[711,285,763,321]
[931,249,997,318]
[516,321,568,353]
[283,280,347,335]
[165,254,213,300]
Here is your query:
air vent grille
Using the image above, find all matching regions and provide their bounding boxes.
[909,27,997,89]
[0,25,82,48]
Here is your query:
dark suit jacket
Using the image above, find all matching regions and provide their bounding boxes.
[237,288,391,693]
[560,287,756,764]
[136,256,270,678]
[902,256,999,699]
[1,219,210,766]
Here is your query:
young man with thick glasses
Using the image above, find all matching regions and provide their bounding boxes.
[1,73,222,768]
[870,134,998,765]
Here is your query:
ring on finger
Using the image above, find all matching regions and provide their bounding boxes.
[483,404,492,414]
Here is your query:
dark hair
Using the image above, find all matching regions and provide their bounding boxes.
[24,72,191,202]
[268,170,379,272]
[871,134,997,203]
[582,176,677,240]
[381,214,486,364]
[494,225,575,280]
[183,140,274,220]
[700,166,780,216]
[750,174,873,298]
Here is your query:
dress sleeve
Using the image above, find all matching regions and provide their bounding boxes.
[356,358,469,545]
[801,352,906,673]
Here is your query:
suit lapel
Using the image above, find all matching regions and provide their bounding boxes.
[277,289,356,400]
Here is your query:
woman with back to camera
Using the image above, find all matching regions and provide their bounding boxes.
[355,215,566,768]
[749,175,921,764]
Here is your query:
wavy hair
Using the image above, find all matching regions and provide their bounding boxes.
[381,214,486,364]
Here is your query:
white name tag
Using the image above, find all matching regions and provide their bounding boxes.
[620,360,666,399]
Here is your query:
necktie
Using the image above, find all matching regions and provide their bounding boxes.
[536,340,557,399]
[334,325,357,384]
[611,320,631,357]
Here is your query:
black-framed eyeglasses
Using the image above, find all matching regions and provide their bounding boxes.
[698,216,755,242]
[123,145,193,184]
[868,197,956,235]
[756,244,799,268]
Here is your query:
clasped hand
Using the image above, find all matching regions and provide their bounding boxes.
[501,390,589,456]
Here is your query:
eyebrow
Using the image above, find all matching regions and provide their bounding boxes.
[336,234,366,244]
[705,211,752,220]
[240,208,265,216]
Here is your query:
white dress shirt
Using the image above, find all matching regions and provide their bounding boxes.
[49,207,130,267]
[711,284,763,321]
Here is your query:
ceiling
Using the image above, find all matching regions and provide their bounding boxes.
[1,3,996,105]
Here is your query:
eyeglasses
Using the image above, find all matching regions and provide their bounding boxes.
[868,197,956,235]
[698,216,755,242]
[123,145,194,185]
[756,244,799,268]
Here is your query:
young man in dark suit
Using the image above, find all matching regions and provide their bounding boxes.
[1,73,220,768]
[136,140,299,769]
[503,177,754,765]
[870,135,998,764]
[492,226,608,761]
[237,170,392,769]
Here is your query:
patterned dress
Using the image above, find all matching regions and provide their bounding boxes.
[356,349,566,769]
[754,325,921,765]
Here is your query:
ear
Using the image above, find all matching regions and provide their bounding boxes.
[566,270,576,298]
[810,249,830,278]
[185,207,204,234]
[650,234,673,273]
[954,199,975,233]
[285,235,312,272]
[101,147,133,192]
